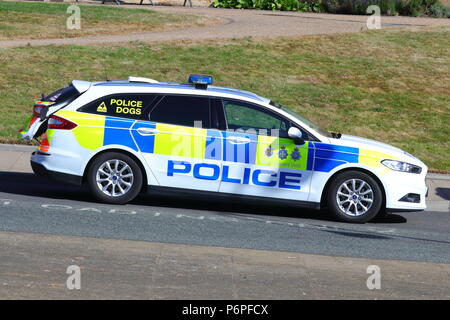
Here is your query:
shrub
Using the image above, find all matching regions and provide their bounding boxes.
[396,0,449,16]
[321,0,448,16]
[213,0,449,16]
[429,2,450,17]
[322,0,340,12]
[322,0,400,15]
[213,0,253,8]
[213,0,324,12]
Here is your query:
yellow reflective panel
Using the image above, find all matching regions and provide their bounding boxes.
[256,135,309,170]
[154,123,206,159]
[56,110,105,151]
[359,148,399,175]
[46,128,55,143]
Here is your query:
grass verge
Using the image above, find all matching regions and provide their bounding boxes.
[0,27,448,172]
[0,1,215,40]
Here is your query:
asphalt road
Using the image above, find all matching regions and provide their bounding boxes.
[1,171,449,264]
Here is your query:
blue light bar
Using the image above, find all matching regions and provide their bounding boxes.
[188,74,213,89]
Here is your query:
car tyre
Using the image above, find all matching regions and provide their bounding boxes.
[87,152,143,204]
[326,170,383,223]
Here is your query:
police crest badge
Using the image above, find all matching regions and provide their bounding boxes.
[278,146,288,160]
[265,144,274,157]
[291,148,301,161]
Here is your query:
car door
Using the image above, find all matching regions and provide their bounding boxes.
[139,94,222,192]
[217,99,313,201]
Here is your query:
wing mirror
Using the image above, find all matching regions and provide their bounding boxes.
[288,127,305,145]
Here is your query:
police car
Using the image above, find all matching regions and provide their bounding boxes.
[19,74,428,223]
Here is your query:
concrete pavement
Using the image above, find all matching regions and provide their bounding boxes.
[1,144,448,212]
[1,231,449,299]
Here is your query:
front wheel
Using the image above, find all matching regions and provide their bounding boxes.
[87,152,143,204]
[326,171,383,223]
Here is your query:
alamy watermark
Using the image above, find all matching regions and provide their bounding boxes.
[366,265,381,290]
[66,5,81,30]
[66,265,81,290]
[366,5,382,30]
[162,120,283,161]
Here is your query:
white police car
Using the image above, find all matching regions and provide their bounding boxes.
[19,74,428,223]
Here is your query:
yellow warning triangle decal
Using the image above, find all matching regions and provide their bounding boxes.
[97,102,107,113]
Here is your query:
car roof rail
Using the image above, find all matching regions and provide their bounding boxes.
[128,76,159,84]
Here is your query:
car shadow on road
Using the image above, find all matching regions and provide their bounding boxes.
[0,171,407,224]
[0,171,91,201]
[436,187,450,200]
[135,193,407,224]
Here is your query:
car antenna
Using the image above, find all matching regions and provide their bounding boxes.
[104,66,110,82]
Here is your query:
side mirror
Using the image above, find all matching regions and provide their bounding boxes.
[288,127,305,145]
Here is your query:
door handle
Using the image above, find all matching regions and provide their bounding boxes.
[228,136,251,144]
[137,128,159,136]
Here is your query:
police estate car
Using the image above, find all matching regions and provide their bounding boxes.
[19,74,428,223]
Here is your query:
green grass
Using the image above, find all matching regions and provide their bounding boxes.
[0,27,449,172]
[0,1,214,40]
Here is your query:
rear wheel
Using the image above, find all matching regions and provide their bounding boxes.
[326,171,383,223]
[87,152,143,204]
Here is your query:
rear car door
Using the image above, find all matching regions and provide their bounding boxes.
[140,94,223,191]
[217,99,313,201]
[75,92,157,151]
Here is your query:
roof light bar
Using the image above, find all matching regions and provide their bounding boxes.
[188,74,213,89]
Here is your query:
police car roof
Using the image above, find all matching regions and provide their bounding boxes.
[91,80,270,104]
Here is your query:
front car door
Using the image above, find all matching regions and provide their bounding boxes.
[217,99,313,202]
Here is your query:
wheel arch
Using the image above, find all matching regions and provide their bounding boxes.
[319,167,387,211]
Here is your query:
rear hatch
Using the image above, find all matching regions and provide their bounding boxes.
[18,80,91,141]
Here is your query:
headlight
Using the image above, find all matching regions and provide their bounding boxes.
[381,160,422,174]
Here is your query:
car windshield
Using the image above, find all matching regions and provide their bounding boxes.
[270,100,333,138]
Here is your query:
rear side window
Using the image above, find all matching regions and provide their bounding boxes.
[79,94,157,120]
[149,95,211,128]
[43,84,80,104]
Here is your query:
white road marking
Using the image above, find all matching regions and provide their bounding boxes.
[4,200,401,238]
[77,207,102,213]
[176,214,204,220]
[108,209,137,215]
[41,204,72,210]
[0,199,12,206]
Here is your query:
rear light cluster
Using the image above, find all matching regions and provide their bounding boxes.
[38,115,76,153]
[48,115,77,130]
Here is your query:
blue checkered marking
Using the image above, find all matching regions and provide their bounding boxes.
[313,142,359,172]
[131,121,157,154]
[222,131,257,164]
[104,117,137,151]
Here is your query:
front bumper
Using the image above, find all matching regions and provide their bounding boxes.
[383,169,428,211]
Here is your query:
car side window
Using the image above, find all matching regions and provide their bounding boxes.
[78,94,157,120]
[149,95,211,128]
[222,99,290,138]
